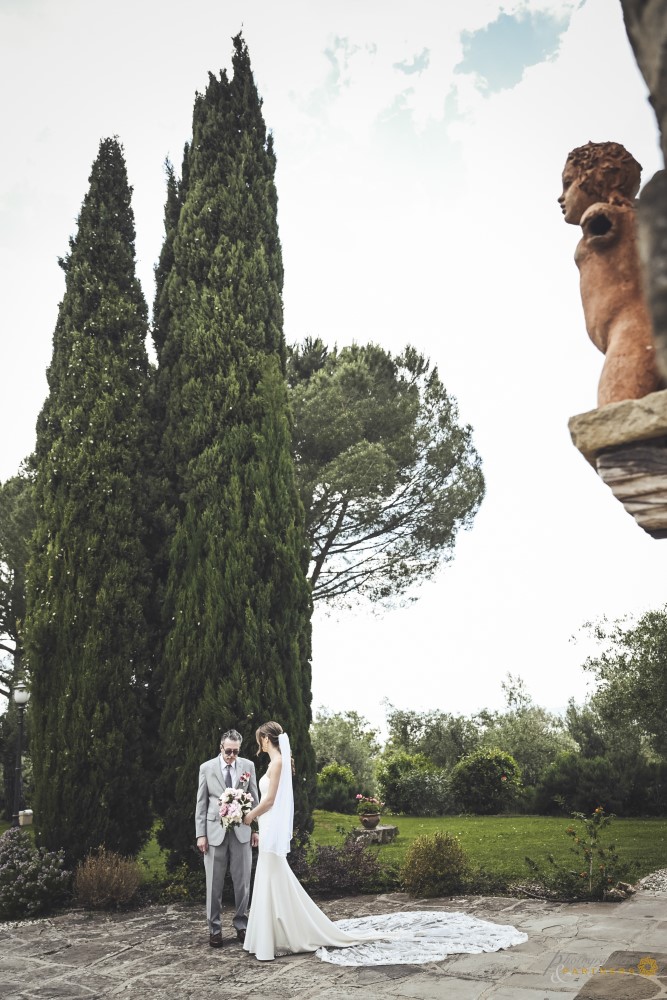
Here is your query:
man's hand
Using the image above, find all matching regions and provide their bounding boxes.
[251,832,259,848]
[197,836,208,854]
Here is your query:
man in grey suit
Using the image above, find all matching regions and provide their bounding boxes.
[196,729,259,947]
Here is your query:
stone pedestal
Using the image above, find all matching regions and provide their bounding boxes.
[569,388,667,536]
[351,824,398,846]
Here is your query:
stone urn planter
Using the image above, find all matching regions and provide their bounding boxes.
[359,814,381,830]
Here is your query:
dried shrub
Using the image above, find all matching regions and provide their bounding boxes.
[74,848,142,910]
[401,831,470,898]
[0,828,71,919]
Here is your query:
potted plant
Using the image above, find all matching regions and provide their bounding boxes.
[355,795,385,829]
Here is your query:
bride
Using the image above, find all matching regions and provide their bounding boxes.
[242,721,528,965]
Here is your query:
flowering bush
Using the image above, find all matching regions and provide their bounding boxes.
[0,828,71,919]
[219,788,253,828]
[355,794,384,816]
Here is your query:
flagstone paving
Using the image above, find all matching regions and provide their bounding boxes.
[2,887,667,999]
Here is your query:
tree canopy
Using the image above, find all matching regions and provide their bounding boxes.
[25,137,155,861]
[477,675,575,787]
[584,608,667,758]
[153,35,315,857]
[0,467,34,697]
[310,708,380,790]
[383,703,481,770]
[287,338,485,607]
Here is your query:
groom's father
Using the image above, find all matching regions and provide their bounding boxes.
[196,729,259,947]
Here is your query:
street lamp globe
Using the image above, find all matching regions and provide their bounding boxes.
[12,682,30,707]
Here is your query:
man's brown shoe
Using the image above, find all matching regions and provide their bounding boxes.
[236,929,246,944]
[209,932,223,948]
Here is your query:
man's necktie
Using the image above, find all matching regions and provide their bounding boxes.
[225,765,233,788]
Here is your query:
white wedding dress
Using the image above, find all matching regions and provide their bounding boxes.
[243,736,528,965]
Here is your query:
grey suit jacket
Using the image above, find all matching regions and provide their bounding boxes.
[195,755,259,847]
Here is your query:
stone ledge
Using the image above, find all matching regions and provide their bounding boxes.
[568,389,667,466]
[569,390,667,538]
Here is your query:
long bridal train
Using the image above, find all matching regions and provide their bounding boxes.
[243,729,528,965]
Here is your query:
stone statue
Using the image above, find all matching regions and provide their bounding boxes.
[559,140,664,407]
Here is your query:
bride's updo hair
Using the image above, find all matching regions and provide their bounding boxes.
[255,720,295,774]
[255,720,283,752]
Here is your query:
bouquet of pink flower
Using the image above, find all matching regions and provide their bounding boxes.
[219,787,253,828]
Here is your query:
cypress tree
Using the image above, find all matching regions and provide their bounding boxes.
[155,35,315,858]
[26,138,155,862]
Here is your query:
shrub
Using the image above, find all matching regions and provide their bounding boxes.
[450,748,521,814]
[316,762,357,813]
[0,828,71,919]
[139,859,209,906]
[377,751,450,815]
[535,752,667,816]
[525,807,637,900]
[289,837,399,896]
[401,831,470,897]
[73,848,142,910]
[534,753,619,815]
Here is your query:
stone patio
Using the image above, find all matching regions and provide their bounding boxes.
[2,887,667,999]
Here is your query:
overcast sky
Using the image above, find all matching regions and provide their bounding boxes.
[1,0,664,731]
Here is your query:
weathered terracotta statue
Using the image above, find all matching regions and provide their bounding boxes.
[559,140,664,406]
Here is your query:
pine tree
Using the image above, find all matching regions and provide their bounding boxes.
[155,35,315,857]
[26,138,155,862]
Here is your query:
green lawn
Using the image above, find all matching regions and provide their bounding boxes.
[7,813,667,887]
[312,810,667,882]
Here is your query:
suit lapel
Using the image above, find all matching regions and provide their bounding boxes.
[235,758,251,789]
[210,757,225,796]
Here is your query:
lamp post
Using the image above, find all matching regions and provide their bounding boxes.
[12,681,30,828]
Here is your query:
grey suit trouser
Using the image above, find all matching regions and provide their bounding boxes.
[204,833,252,935]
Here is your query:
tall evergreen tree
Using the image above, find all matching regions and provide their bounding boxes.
[155,35,314,857]
[26,138,154,862]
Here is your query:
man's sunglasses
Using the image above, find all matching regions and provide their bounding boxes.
[221,747,240,756]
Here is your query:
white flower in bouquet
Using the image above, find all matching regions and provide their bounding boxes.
[219,787,253,828]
